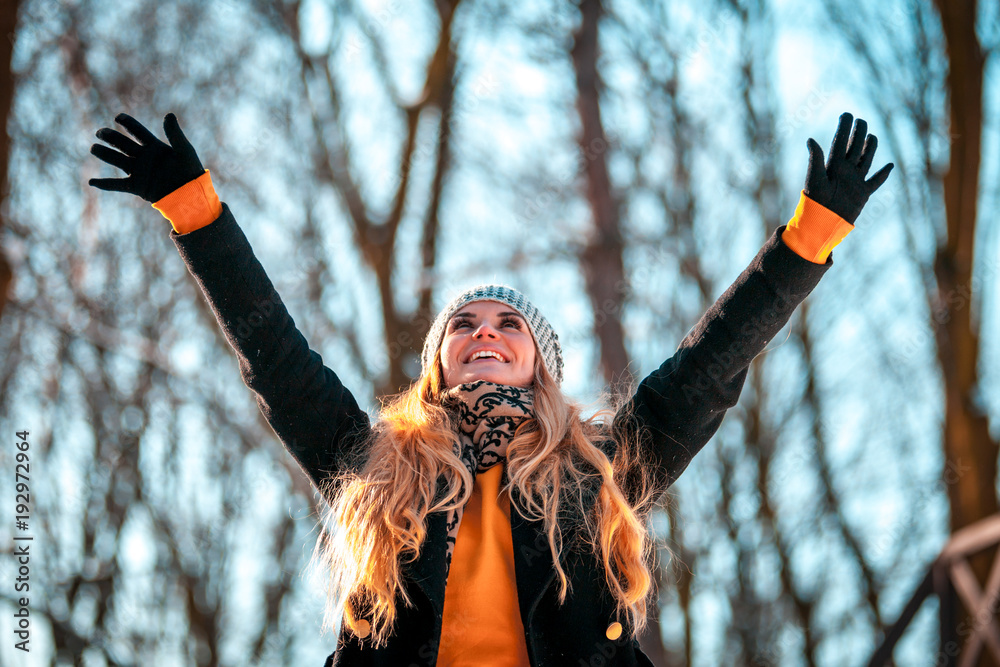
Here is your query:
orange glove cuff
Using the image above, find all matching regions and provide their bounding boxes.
[781,191,855,264]
[152,170,222,235]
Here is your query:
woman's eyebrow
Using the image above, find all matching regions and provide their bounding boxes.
[449,310,524,321]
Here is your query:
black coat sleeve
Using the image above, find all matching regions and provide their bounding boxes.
[611,224,832,510]
[169,203,372,498]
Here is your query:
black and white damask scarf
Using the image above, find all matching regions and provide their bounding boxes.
[439,380,535,579]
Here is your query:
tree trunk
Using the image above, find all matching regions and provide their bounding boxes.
[571,0,632,395]
[931,2,995,659]
[931,0,995,566]
[0,0,20,325]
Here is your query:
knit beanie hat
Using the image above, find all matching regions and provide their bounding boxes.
[421,284,564,385]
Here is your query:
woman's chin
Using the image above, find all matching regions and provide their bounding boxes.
[447,369,531,388]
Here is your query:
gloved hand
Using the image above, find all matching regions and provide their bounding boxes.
[804,112,894,224]
[89,113,205,203]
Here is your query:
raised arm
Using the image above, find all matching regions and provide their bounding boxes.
[89,113,371,498]
[612,113,893,509]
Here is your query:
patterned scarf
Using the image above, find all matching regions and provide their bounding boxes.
[440,380,535,579]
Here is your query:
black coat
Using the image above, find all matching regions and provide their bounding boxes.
[169,204,832,666]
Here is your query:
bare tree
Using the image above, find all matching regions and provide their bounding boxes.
[930,0,995,558]
[823,0,998,658]
[571,0,632,395]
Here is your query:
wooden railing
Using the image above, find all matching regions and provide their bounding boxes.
[869,514,1000,667]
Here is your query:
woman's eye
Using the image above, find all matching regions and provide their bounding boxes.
[501,318,521,329]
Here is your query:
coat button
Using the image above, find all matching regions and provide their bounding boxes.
[356,620,371,639]
[606,622,622,640]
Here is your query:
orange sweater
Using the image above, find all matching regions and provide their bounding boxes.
[155,177,852,666]
[437,465,531,666]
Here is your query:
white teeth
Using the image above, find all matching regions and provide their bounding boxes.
[470,350,506,362]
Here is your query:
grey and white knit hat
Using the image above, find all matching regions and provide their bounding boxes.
[421,284,564,385]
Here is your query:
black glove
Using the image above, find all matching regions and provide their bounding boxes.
[804,112,894,224]
[89,113,205,203]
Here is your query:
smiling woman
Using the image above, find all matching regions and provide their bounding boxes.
[88,110,892,666]
[440,301,537,388]
[436,290,546,389]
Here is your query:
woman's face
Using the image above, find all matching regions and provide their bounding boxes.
[439,300,537,388]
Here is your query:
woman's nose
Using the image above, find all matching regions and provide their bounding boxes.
[473,324,498,338]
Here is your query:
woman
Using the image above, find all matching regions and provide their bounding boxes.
[89,111,892,666]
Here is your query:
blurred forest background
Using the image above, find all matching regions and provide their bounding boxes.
[0,0,998,665]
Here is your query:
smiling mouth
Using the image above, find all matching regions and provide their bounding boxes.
[466,350,509,363]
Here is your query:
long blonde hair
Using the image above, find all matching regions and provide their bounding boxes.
[311,351,662,648]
